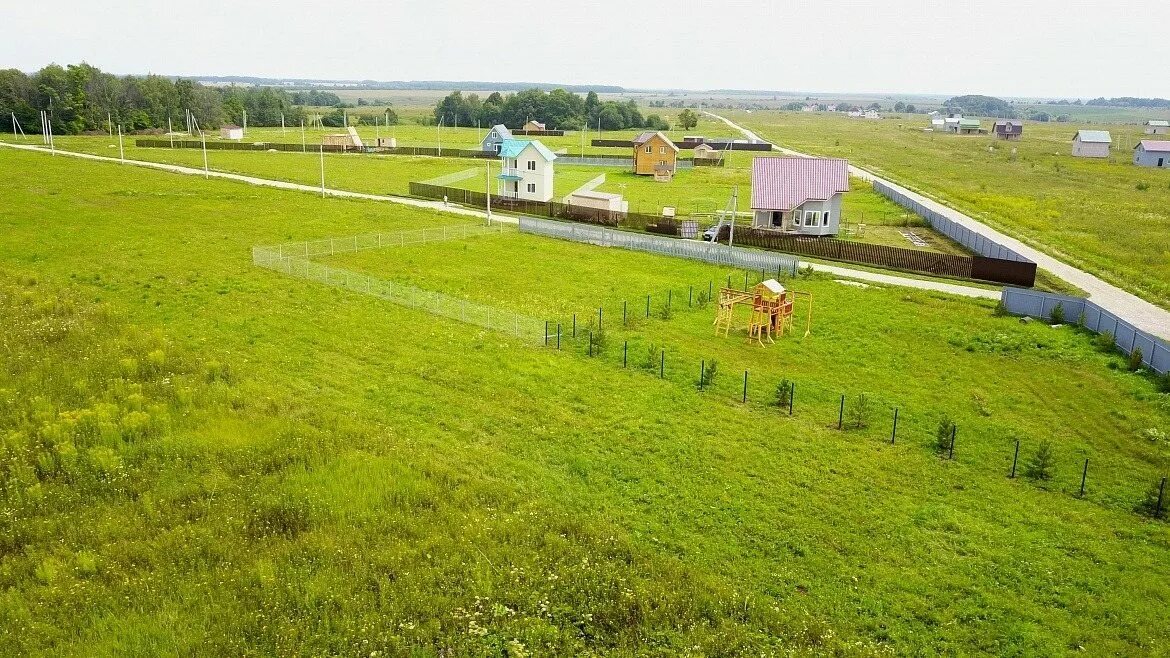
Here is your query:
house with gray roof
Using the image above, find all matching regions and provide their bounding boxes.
[1133,140,1170,168]
[1144,120,1169,135]
[750,157,850,236]
[1072,130,1112,158]
[480,124,513,154]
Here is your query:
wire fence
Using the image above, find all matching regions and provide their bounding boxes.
[252,224,545,343]
[518,216,801,274]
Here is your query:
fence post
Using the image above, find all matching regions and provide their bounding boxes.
[646,295,651,318]
[557,323,561,350]
[589,331,593,357]
[838,395,845,430]
[1157,477,1167,518]
[709,280,713,300]
[598,307,603,332]
[544,321,549,346]
[891,408,899,444]
[742,370,748,403]
[623,341,628,368]
[660,350,665,379]
[573,313,577,338]
[1010,440,1020,478]
[744,271,749,291]
[689,285,693,307]
[789,382,795,416]
[948,426,956,459]
[1079,459,1088,497]
[699,360,705,390]
[727,274,731,289]
[668,289,672,309]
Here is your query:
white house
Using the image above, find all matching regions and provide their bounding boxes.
[750,157,850,236]
[480,124,512,153]
[564,190,628,213]
[1071,130,1112,158]
[1134,140,1170,168]
[220,124,244,140]
[1144,120,1169,135]
[497,139,556,202]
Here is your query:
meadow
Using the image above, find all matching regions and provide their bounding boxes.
[729,110,1170,309]
[2,147,1170,655]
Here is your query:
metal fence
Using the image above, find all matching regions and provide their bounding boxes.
[1001,288,1169,374]
[518,216,801,273]
[136,139,496,159]
[251,224,545,344]
[554,155,636,167]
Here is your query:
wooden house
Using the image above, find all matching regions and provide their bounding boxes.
[632,131,679,176]
[1071,130,1111,158]
[993,120,1023,140]
[1144,120,1169,135]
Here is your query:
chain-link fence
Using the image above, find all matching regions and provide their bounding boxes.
[252,224,545,343]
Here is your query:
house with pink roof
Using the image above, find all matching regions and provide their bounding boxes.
[1134,140,1170,168]
[750,157,850,236]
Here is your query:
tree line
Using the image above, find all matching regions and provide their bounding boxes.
[432,89,672,131]
[0,63,398,135]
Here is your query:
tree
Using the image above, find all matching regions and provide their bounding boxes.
[1024,441,1055,481]
[643,114,670,131]
[677,108,699,130]
[893,101,906,112]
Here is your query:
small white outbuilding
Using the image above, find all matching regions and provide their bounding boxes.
[220,124,244,140]
[1071,130,1111,158]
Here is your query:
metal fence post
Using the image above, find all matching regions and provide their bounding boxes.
[660,350,665,379]
[699,360,705,390]
[948,426,956,459]
[838,395,845,430]
[1079,459,1089,497]
[891,408,899,444]
[742,370,748,403]
[544,321,549,346]
[789,382,794,416]
[556,323,561,349]
[598,307,603,332]
[1010,440,1020,478]
[646,295,650,318]
[623,341,628,368]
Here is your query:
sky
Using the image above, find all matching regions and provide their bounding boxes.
[3,0,1167,99]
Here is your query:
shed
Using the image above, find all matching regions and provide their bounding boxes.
[1144,120,1169,135]
[565,189,627,213]
[693,143,721,160]
[750,156,850,236]
[220,124,244,140]
[523,120,546,131]
[993,120,1023,140]
[1133,140,1170,168]
[958,118,983,134]
[322,127,363,149]
[632,131,679,175]
[480,124,513,153]
[1071,130,1111,158]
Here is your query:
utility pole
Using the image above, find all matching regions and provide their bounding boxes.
[107,112,113,137]
[117,124,124,163]
[728,186,738,248]
[319,144,325,198]
[485,161,492,225]
[168,117,174,148]
[301,119,306,153]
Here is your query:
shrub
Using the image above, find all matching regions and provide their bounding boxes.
[696,290,710,309]
[1024,441,1055,482]
[1093,331,1115,353]
[848,394,871,429]
[993,301,1009,317]
[1158,372,1170,394]
[641,343,660,372]
[588,326,607,356]
[774,379,792,409]
[1128,347,1144,372]
[1049,302,1065,325]
[935,415,956,454]
[1136,181,1149,191]
[697,360,718,390]
[658,303,674,321]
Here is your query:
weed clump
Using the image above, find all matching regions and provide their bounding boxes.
[1094,331,1116,353]
[1128,347,1144,372]
[935,415,956,454]
[773,379,793,409]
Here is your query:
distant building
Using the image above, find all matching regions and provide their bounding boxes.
[632,131,679,176]
[958,118,983,135]
[497,139,556,201]
[220,124,244,140]
[1071,130,1112,158]
[1144,120,1169,135]
[692,143,721,161]
[1133,140,1170,168]
[564,189,628,213]
[993,120,1023,140]
[522,120,547,131]
[863,109,881,120]
[322,127,363,149]
[930,117,946,131]
[826,104,838,112]
[750,156,850,236]
[480,124,513,153]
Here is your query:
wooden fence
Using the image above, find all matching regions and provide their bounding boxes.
[409,182,663,229]
[591,139,773,151]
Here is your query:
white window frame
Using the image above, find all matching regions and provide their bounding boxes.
[793,213,802,227]
[804,211,817,226]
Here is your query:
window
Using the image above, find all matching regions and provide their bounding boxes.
[645,145,652,153]
[823,212,830,226]
[527,160,536,171]
[660,146,666,154]
[527,183,536,193]
[793,213,802,227]
[805,211,816,226]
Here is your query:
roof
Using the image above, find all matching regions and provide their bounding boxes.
[632,131,679,151]
[993,120,1022,131]
[1147,120,1170,127]
[525,120,546,129]
[485,124,512,140]
[756,279,785,296]
[1137,140,1170,153]
[959,118,981,127]
[750,157,850,211]
[498,138,557,161]
[222,124,242,130]
[569,190,623,201]
[1074,130,1112,144]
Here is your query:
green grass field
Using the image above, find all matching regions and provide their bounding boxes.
[2,147,1170,655]
[730,110,1170,309]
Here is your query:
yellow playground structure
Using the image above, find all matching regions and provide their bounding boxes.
[713,279,812,345]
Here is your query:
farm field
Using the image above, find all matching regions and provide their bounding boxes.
[728,110,1170,309]
[3,147,1170,654]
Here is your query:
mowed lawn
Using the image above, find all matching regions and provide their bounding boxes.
[731,110,1170,309]
[2,148,1170,655]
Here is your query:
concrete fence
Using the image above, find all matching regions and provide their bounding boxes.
[1001,288,1169,374]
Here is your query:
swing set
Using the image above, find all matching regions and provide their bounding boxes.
[713,279,812,345]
